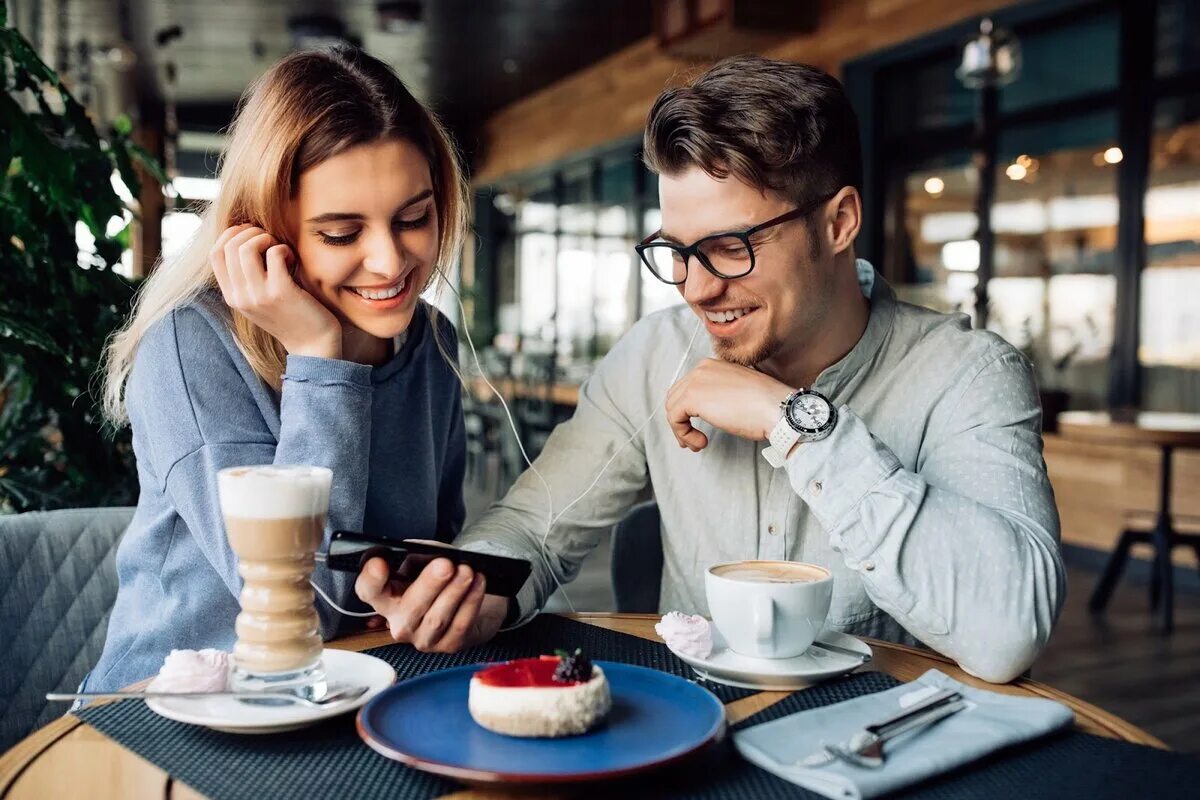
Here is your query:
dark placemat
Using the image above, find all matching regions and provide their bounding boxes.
[74,615,751,800]
[363,614,756,704]
[623,672,1200,800]
[77,623,1197,800]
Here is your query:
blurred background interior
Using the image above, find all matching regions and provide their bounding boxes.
[1,0,1197,752]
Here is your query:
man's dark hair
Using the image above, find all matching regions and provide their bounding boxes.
[643,54,863,205]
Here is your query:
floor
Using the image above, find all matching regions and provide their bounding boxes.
[463,474,1200,753]
[1034,563,1200,753]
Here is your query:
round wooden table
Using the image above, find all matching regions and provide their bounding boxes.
[1057,411,1200,632]
[0,613,1166,799]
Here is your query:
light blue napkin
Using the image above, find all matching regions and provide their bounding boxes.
[732,669,1073,800]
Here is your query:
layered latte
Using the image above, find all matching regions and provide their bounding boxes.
[217,465,332,698]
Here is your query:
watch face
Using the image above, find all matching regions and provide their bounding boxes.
[787,391,832,432]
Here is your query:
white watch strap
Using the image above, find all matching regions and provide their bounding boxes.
[762,415,801,468]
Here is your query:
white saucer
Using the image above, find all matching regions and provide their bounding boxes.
[146,649,395,734]
[666,629,872,691]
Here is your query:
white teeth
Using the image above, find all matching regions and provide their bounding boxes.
[350,276,406,301]
[704,307,752,323]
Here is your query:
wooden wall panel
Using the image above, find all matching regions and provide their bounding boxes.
[476,0,1016,182]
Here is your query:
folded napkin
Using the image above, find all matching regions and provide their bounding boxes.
[733,669,1073,800]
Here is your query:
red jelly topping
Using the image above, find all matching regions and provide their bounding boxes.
[475,656,582,687]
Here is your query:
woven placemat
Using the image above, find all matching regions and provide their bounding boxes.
[361,614,755,704]
[621,672,1200,800]
[75,623,1199,800]
[74,615,750,800]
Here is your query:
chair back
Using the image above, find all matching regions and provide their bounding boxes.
[0,507,133,750]
[610,501,664,613]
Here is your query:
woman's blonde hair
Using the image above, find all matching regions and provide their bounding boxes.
[101,45,470,425]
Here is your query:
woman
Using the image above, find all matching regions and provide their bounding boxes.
[87,46,475,692]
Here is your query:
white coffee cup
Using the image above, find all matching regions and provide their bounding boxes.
[705,560,833,659]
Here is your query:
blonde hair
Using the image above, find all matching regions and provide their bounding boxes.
[101,46,469,425]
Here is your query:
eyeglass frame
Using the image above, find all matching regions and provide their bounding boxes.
[635,190,840,285]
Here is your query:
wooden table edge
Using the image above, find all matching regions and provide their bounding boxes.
[0,714,84,796]
[1057,419,1200,448]
[561,613,1168,749]
[840,631,1169,750]
[0,612,1168,800]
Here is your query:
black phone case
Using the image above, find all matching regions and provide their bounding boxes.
[326,531,532,598]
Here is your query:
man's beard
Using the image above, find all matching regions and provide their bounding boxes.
[711,326,783,368]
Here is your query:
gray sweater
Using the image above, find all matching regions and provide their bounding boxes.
[87,293,465,692]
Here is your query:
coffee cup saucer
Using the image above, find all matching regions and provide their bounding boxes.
[666,628,872,691]
[145,649,395,734]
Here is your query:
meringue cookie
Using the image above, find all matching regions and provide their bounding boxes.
[147,649,231,693]
[655,612,714,659]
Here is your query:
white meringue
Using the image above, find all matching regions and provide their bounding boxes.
[147,649,231,693]
[655,612,714,659]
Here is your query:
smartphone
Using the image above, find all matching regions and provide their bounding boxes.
[324,531,532,598]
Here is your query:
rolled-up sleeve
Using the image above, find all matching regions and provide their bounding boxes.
[784,349,1065,683]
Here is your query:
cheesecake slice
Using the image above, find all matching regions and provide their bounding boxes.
[468,652,611,738]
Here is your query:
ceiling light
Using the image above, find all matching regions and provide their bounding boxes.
[1006,163,1027,181]
[1103,147,1123,164]
[924,177,945,195]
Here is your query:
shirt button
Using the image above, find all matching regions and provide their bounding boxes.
[809,480,823,496]
[767,524,778,535]
[862,560,876,571]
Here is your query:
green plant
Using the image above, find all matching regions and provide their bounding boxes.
[1,7,165,512]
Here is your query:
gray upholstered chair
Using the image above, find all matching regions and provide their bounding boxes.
[0,507,133,751]
[610,501,663,613]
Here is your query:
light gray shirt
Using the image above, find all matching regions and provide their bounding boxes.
[456,262,1065,683]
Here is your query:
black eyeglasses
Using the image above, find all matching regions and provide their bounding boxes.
[635,191,839,285]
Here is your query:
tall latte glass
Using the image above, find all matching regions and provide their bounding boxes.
[217,465,331,700]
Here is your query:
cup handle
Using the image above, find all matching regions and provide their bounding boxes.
[754,595,774,643]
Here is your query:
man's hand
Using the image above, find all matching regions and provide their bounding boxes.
[354,557,508,652]
[665,358,792,451]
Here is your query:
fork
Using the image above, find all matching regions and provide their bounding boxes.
[797,688,966,768]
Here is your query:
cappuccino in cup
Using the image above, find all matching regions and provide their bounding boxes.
[709,562,829,584]
[705,559,833,659]
[218,465,332,699]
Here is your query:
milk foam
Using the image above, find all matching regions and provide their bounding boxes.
[217,465,332,519]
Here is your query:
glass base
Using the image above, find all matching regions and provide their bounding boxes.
[231,659,327,705]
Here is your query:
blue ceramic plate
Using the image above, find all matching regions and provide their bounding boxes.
[356,661,726,784]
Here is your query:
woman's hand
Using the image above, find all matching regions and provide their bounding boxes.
[210,224,343,359]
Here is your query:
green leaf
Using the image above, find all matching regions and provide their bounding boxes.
[0,17,145,511]
[0,311,67,356]
[128,141,171,188]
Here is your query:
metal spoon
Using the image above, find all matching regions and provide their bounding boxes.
[797,688,965,768]
[47,683,369,709]
[820,698,968,768]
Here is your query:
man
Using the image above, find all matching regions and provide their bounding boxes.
[356,55,1065,683]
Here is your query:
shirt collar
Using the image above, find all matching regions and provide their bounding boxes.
[811,259,897,402]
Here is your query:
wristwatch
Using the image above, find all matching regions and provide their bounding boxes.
[762,388,837,467]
